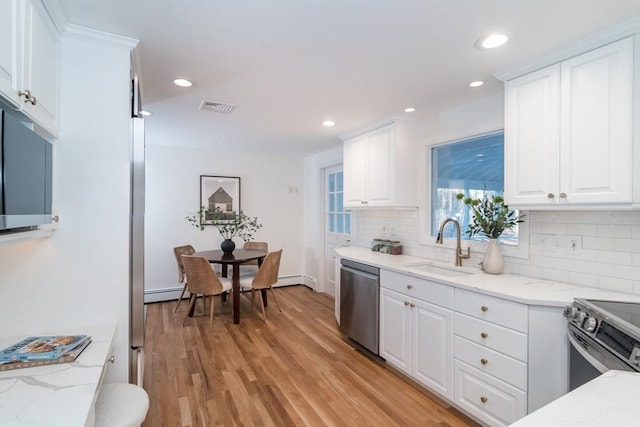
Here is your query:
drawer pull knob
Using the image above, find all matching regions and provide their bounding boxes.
[404,301,410,306]
[108,356,115,364]
[480,332,488,339]
[480,396,488,404]
[410,303,415,308]
[480,358,488,365]
[481,305,488,312]
[407,284,413,289]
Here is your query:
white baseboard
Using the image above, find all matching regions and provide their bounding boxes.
[144,274,310,303]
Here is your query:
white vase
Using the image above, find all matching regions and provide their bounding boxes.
[482,238,504,275]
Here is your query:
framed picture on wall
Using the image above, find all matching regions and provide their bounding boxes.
[200,175,241,224]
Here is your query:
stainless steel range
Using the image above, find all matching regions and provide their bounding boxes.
[563,299,640,390]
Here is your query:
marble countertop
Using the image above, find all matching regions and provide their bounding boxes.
[509,370,640,427]
[0,323,116,427]
[335,247,640,307]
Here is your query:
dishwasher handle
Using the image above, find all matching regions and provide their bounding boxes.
[341,265,379,281]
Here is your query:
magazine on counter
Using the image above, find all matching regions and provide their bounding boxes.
[0,334,90,362]
[0,338,92,371]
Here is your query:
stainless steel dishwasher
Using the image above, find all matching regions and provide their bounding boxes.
[339,259,380,355]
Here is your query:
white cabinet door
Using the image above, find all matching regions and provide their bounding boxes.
[560,37,633,204]
[379,287,412,374]
[20,0,60,136]
[0,0,21,108]
[504,64,560,206]
[343,136,368,206]
[504,37,635,209]
[412,298,453,400]
[365,127,393,206]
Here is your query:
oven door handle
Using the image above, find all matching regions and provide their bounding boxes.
[567,331,609,374]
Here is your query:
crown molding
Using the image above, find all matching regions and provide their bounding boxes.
[495,17,640,81]
[63,24,139,51]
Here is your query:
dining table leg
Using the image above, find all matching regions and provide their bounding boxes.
[232,264,240,324]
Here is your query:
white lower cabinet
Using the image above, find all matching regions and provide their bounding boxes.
[378,270,568,427]
[379,270,454,400]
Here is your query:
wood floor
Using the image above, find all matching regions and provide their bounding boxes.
[142,285,479,427]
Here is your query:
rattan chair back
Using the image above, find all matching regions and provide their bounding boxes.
[173,245,195,282]
[251,249,282,290]
[181,255,227,296]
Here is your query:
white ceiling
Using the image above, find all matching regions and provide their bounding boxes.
[54,0,640,154]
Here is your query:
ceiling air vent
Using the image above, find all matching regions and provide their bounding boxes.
[199,100,236,114]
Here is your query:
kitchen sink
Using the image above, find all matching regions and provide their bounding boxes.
[401,261,476,277]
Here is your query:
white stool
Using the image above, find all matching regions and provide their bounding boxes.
[95,383,149,427]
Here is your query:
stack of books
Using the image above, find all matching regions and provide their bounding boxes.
[0,334,91,371]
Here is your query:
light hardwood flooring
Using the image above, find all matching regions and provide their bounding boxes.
[142,285,478,427]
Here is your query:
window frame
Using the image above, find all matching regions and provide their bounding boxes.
[418,129,529,260]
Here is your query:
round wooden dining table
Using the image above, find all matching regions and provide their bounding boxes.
[194,249,267,324]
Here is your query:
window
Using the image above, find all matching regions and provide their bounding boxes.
[430,132,519,244]
[327,170,351,234]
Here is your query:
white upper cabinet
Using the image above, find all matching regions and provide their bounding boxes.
[0,0,22,108]
[0,0,60,137]
[342,118,418,208]
[503,36,637,209]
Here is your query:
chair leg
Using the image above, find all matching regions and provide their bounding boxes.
[209,295,215,325]
[183,294,197,326]
[256,289,266,322]
[174,284,188,313]
[269,287,282,312]
[251,289,255,308]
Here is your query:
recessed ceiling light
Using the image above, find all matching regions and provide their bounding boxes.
[475,33,509,50]
[469,80,484,88]
[404,107,416,113]
[139,110,152,116]
[173,78,193,87]
[322,120,335,127]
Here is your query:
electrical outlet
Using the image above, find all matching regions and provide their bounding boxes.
[567,235,582,258]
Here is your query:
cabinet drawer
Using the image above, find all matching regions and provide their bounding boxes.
[455,289,528,332]
[381,270,453,309]
[454,336,527,390]
[454,359,526,427]
[454,313,527,362]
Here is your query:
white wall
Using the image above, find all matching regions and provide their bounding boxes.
[302,147,342,292]
[0,34,135,381]
[144,144,305,301]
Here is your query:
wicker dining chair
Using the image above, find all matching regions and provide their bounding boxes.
[238,241,268,278]
[239,249,283,321]
[173,245,196,313]
[180,255,232,325]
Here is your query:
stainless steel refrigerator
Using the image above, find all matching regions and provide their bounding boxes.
[129,72,145,385]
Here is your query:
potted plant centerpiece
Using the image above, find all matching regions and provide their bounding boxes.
[456,191,524,274]
[186,206,262,253]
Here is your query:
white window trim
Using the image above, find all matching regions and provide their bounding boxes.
[417,128,530,260]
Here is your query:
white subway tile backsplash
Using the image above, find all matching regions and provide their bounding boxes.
[614,265,640,281]
[597,250,632,266]
[598,277,634,294]
[582,261,615,277]
[614,238,640,253]
[354,209,640,296]
[582,236,614,251]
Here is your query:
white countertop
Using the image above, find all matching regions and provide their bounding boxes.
[509,370,640,427]
[0,323,116,427]
[335,246,640,307]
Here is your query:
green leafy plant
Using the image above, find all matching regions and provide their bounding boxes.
[186,206,262,241]
[456,191,524,239]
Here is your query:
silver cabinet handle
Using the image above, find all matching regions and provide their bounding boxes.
[18,89,37,105]
[559,192,567,199]
[108,356,115,364]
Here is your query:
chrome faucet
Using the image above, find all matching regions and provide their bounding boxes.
[436,218,471,267]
